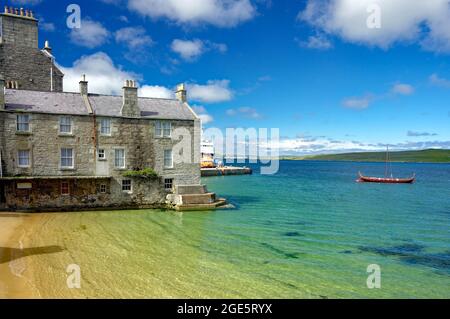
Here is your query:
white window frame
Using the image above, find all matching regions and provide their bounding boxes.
[164,149,173,169]
[155,121,162,137]
[59,116,72,134]
[162,122,171,137]
[100,184,107,194]
[16,114,30,132]
[98,149,106,160]
[114,148,126,169]
[100,118,111,136]
[122,179,132,193]
[155,121,171,138]
[17,150,30,168]
[60,148,74,169]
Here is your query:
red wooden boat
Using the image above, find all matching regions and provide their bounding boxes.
[357,172,415,184]
[357,146,415,184]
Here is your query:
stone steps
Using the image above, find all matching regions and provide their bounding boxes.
[175,185,206,195]
[166,184,227,211]
[174,198,228,211]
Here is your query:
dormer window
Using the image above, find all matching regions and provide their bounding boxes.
[59,116,72,134]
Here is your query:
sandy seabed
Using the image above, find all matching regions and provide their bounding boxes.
[0,213,41,298]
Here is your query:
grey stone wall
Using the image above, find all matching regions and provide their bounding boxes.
[0,15,38,48]
[1,177,167,211]
[0,14,64,92]
[0,44,64,92]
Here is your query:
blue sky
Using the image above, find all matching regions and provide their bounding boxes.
[9,0,450,154]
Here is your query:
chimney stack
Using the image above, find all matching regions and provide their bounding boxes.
[175,83,187,103]
[79,74,88,95]
[0,74,5,110]
[121,80,140,117]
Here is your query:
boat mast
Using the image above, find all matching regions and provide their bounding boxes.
[385,146,388,177]
[384,145,393,178]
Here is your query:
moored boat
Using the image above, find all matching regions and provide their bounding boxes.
[357,172,415,184]
[357,146,416,184]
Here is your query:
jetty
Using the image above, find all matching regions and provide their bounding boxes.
[201,166,253,177]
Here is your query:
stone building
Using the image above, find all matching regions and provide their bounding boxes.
[0,7,223,211]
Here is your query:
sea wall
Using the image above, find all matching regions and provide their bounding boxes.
[1,177,167,211]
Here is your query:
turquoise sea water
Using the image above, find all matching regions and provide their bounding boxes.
[21,161,450,298]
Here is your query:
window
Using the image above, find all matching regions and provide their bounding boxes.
[61,182,70,195]
[100,184,107,194]
[16,114,30,132]
[100,118,111,135]
[163,122,171,137]
[114,149,125,168]
[122,179,132,192]
[18,150,30,167]
[98,149,106,160]
[164,178,173,191]
[155,121,171,138]
[59,116,72,134]
[155,121,162,137]
[60,148,74,168]
[164,149,173,168]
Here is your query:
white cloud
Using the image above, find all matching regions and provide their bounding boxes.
[59,52,138,95]
[70,19,110,49]
[192,105,214,124]
[298,0,450,53]
[260,136,450,155]
[119,16,129,23]
[297,34,333,50]
[266,137,381,155]
[342,95,373,109]
[41,22,55,32]
[226,107,262,119]
[187,80,233,103]
[139,85,174,99]
[171,39,204,61]
[115,26,153,49]
[407,131,438,137]
[171,39,227,61]
[429,73,450,88]
[39,17,56,32]
[128,0,256,27]
[392,83,414,95]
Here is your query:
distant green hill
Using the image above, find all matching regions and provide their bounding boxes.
[282,149,450,163]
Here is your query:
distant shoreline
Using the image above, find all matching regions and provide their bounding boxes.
[280,149,450,164]
[280,159,450,164]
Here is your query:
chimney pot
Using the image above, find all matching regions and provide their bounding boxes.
[20,8,24,16]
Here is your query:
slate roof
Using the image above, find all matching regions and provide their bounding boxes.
[4,89,198,121]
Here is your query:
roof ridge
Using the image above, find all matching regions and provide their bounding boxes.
[6,89,180,101]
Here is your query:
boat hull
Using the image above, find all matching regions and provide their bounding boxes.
[357,173,415,184]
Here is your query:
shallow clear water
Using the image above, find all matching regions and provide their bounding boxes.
[19,161,450,298]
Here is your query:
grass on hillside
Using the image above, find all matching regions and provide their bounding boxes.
[282,149,450,163]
